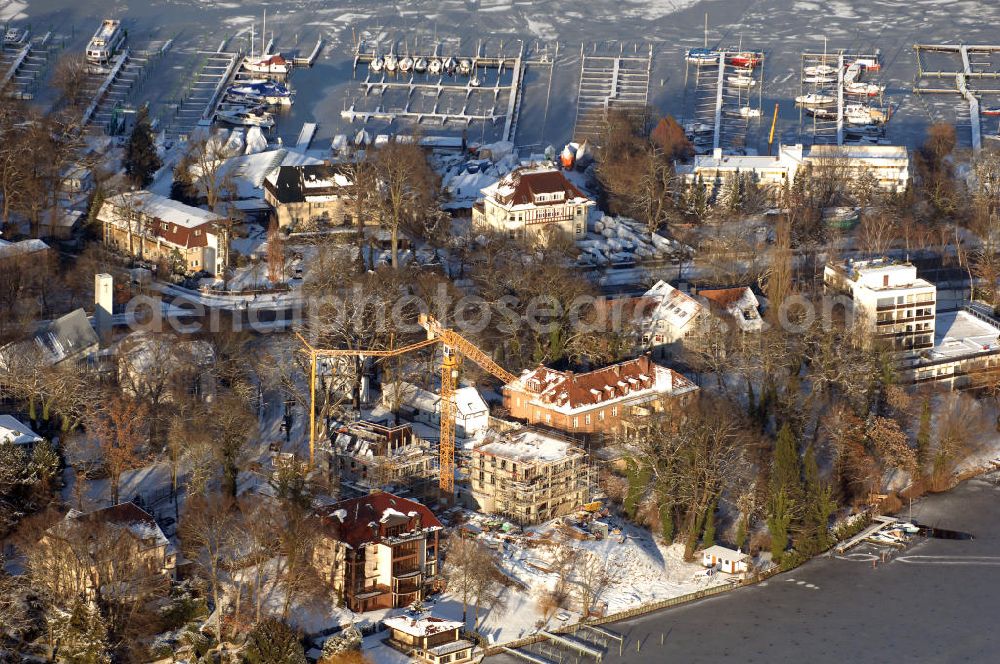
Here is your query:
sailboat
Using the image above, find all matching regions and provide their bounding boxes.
[803,64,836,76]
[242,11,292,76]
[844,82,884,97]
[384,52,398,73]
[428,58,442,75]
[414,57,428,73]
[458,58,472,75]
[795,92,835,106]
[443,56,456,75]
[727,74,756,87]
[370,55,384,73]
[686,13,719,64]
[399,55,413,73]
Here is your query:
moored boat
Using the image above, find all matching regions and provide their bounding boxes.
[242,53,292,76]
[399,56,413,73]
[428,58,442,75]
[458,58,472,75]
[685,47,719,64]
[414,57,428,73]
[384,53,397,72]
[727,51,761,68]
[803,64,836,76]
[217,106,275,128]
[795,93,835,106]
[369,55,384,73]
[727,74,756,87]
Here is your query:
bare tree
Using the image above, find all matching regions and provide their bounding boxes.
[372,141,439,269]
[180,493,238,639]
[87,394,149,505]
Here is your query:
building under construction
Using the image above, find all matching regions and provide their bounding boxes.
[329,419,439,504]
[462,425,594,526]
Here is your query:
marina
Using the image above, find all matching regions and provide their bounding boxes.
[913,43,1000,151]
[573,43,653,144]
[81,42,169,132]
[797,47,887,146]
[683,45,765,154]
[0,30,55,100]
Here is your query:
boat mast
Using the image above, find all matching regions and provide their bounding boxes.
[262,9,266,58]
[704,13,708,49]
[250,23,255,59]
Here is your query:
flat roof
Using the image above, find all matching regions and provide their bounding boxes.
[923,310,1000,361]
[475,428,580,464]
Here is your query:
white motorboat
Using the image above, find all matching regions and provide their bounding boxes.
[739,106,761,118]
[370,55,384,73]
[414,57,428,73]
[845,104,888,125]
[685,47,719,64]
[458,58,472,75]
[727,74,756,87]
[795,93,835,106]
[428,58,441,75]
[803,64,837,76]
[399,56,413,73]
[469,74,481,87]
[806,107,837,120]
[845,82,885,97]
[843,62,862,84]
[803,75,835,84]
[384,53,397,73]
[217,106,275,128]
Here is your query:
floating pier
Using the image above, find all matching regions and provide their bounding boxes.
[293,38,323,67]
[163,49,242,141]
[913,43,1000,151]
[295,121,317,149]
[682,47,764,154]
[344,38,526,143]
[573,43,653,144]
[0,31,54,100]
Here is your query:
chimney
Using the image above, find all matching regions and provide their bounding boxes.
[94,273,113,346]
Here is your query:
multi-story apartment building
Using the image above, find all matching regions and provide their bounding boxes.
[503,355,699,436]
[471,166,595,242]
[313,492,442,613]
[464,426,593,525]
[823,258,936,354]
[98,191,229,276]
[332,420,438,503]
[677,144,909,201]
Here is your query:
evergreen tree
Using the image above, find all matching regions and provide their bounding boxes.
[772,423,802,504]
[734,515,748,552]
[916,397,932,476]
[659,503,674,543]
[58,600,112,664]
[702,499,717,549]
[767,489,792,564]
[801,444,836,553]
[243,618,307,664]
[170,153,199,205]
[122,106,161,188]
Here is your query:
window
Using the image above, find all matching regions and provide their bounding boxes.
[585,414,591,425]
[573,417,579,429]
[598,410,605,421]
[611,405,618,417]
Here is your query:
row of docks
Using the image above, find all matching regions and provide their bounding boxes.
[504,624,623,664]
[572,43,653,144]
[0,31,57,100]
[796,49,887,146]
[345,38,526,142]
[162,48,242,141]
[682,48,765,154]
[913,44,1000,151]
[82,42,170,132]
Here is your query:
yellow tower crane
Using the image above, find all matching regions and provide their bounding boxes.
[298,315,516,500]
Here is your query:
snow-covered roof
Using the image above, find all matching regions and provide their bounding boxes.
[48,502,170,549]
[454,386,488,418]
[474,427,584,464]
[699,287,763,332]
[383,615,463,638]
[108,191,222,229]
[701,545,747,560]
[0,237,50,259]
[0,415,43,446]
[638,281,703,331]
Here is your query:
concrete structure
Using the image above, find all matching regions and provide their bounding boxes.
[472,166,595,242]
[98,191,229,276]
[701,545,749,575]
[677,144,909,201]
[0,415,43,449]
[824,258,936,355]
[263,163,355,229]
[465,426,593,525]
[698,287,763,332]
[313,492,442,613]
[94,273,113,345]
[503,355,698,436]
[902,308,1000,388]
[332,420,438,502]
[383,616,475,664]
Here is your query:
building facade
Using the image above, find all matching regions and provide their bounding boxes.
[383,616,475,664]
[313,492,442,613]
[464,426,593,525]
[823,258,936,354]
[503,355,699,436]
[263,164,355,229]
[677,144,909,201]
[472,166,595,242]
[98,191,228,276]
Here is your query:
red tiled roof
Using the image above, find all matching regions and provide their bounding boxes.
[495,168,588,207]
[153,220,212,248]
[317,492,442,549]
[510,355,683,409]
[699,287,751,308]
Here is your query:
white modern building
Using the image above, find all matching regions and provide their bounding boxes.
[823,258,936,354]
[472,166,595,242]
[677,144,909,200]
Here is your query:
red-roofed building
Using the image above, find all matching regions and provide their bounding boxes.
[313,492,443,612]
[98,191,229,276]
[503,355,698,435]
[472,166,595,242]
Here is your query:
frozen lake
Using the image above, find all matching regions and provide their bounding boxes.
[6,0,1000,149]
[488,473,1000,663]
